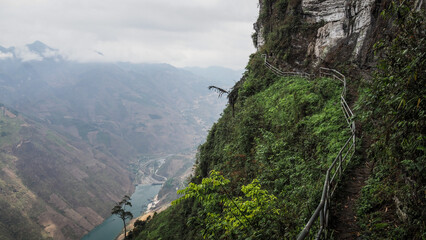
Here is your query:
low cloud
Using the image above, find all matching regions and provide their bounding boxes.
[14,46,43,62]
[42,48,59,58]
[0,51,13,59]
[0,0,259,69]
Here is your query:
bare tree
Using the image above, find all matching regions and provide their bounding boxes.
[208,77,244,117]
[208,86,229,97]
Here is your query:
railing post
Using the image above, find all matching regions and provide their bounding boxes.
[353,122,356,152]
[325,181,330,228]
[325,198,329,227]
[353,121,356,135]
[343,78,347,98]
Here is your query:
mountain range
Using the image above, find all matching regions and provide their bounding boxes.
[0,41,242,239]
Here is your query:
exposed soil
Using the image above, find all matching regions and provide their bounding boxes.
[329,75,374,239]
[329,153,372,239]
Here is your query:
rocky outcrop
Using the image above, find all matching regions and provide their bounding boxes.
[303,0,376,66]
[253,1,266,48]
[254,0,388,71]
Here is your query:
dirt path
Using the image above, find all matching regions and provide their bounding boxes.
[327,71,374,239]
[329,158,372,239]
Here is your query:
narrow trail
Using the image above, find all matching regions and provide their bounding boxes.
[330,81,372,239]
[329,159,372,239]
[262,55,375,238]
[263,55,356,238]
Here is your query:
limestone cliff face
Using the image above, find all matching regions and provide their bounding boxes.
[303,0,375,65]
[254,0,391,72]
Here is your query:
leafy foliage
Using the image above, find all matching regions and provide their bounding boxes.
[135,68,348,239]
[134,199,201,240]
[173,170,282,239]
[134,1,425,239]
[356,2,425,238]
[112,195,134,239]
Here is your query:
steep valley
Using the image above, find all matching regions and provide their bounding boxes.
[0,106,132,239]
[0,42,240,239]
[1,0,424,239]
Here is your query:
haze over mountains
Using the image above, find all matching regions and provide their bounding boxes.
[0,41,242,153]
[0,41,241,239]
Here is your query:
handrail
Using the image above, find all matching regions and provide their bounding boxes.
[261,55,356,239]
[262,54,313,78]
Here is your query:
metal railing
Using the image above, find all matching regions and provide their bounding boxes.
[262,54,312,78]
[262,56,356,239]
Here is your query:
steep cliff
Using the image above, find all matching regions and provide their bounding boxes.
[134,1,424,239]
[253,0,397,73]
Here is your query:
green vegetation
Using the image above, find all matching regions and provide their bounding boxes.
[134,58,349,239]
[45,130,73,151]
[131,1,424,239]
[355,2,425,239]
[134,200,199,240]
[253,0,322,67]
[112,195,134,239]
[172,170,282,239]
[0,112,22,148]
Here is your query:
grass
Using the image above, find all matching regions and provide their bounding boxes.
[0,114,22,148]
[135,74,350,239]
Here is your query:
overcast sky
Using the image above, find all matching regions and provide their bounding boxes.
[0,0,259,69]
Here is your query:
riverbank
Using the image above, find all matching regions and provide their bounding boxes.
[81,184,162,240]
[113,153,194,239]
[82,152,194,239]
[115,203,170,240]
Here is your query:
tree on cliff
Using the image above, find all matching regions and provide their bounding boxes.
[112,195,133,239]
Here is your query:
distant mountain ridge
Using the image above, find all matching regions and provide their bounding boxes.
[0,41,241,155]
[0,41,242,239]
[0,41,62,62]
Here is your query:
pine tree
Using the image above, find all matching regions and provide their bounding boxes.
[112,195,133,239]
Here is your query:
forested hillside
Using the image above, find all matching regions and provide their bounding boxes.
[133,0,424,239]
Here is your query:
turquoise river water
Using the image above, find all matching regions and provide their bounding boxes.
[81,184,162,240]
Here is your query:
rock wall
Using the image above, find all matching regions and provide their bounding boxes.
[254,0,390,71]
[303,0,376,66]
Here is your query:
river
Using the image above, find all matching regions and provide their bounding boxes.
[81,184,162,240]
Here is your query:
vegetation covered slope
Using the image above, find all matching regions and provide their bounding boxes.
[354,2,425,238]
[134,1,424,239]
[133,54,350,239]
